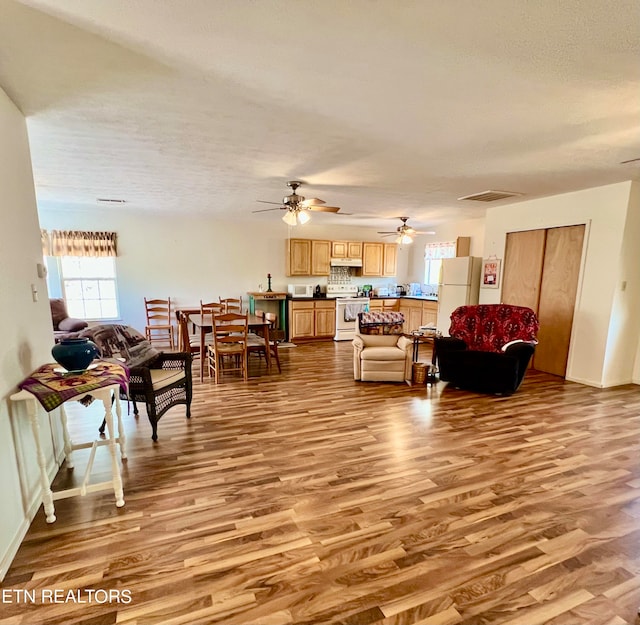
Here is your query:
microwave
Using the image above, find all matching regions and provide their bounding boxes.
[288,284,314,298]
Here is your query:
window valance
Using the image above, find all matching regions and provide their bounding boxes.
[42,230,118,257]
[424,241,456,260]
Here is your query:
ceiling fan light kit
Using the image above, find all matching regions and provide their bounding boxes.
[254,180,342,225]
[379,217,434,244]
[282,210,310,226]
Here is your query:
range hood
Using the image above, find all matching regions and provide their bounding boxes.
[330,257,363,267]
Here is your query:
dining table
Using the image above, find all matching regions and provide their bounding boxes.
[186,312,272,382]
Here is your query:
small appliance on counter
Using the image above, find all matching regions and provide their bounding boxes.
[374,287,389,297]
[396,285,407,296]
[313,284,326,298]
[288,284,314,298]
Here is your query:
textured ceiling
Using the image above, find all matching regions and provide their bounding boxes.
[1,0,639,231]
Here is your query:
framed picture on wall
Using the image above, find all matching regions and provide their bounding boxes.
[482,258,501,288]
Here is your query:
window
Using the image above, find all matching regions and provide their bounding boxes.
[424,241,456,286]
[59,256,119,320]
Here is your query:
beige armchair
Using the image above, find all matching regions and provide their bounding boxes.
[352,312,413,382]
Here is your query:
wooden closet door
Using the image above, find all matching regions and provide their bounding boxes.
[502,229,546,310]
[533,224,585,376]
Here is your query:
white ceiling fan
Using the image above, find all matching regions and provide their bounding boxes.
[253,180,344,225]
[378,217,435,244]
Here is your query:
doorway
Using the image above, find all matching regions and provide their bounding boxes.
[502,224,585,377]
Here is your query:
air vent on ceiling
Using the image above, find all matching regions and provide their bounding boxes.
[458,190,523,202]
[96,198,126,204]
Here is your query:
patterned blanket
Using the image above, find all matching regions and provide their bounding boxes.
[358,311,405,335]
[19,361,129,412]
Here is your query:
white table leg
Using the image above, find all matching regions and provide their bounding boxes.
[113,389,126,460]
[25,397,56,523]
[99,389,125,508]
[59,403,75,469]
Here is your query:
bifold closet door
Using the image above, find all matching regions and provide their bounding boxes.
[502,224,585,378]
[533,224,585,376]
[501,229,546,311]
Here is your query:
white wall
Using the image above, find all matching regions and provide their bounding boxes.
[605,181,640,386]
[482,182,639,388]
[37,210,413,331]
[0,88,59,580]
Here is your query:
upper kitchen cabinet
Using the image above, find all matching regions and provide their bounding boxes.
[382,243,397,276]
[331,240,362,259]
[311,240,331,275]
[286,239,312,275]
[286,239,331,276]
[362,242,397,277]
[362,242,383,276]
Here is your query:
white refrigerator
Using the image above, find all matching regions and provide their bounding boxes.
[436,256,482,334]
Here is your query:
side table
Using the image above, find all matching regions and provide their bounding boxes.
[405,331,438,364]
[11,362,129,523]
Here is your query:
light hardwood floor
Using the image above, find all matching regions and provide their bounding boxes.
[3,341,640,624]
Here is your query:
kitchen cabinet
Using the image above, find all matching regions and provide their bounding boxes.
[288,238,393,277]
[332,240,362,259]
[288,300,336,341]
[368,298,400,313]
[399,298,436,333]
[311,240,331,275]
[382,243,398,276]
[421,301,438,327]
[315,302,336,336]
[402,301,423,333]
[456,236,471,257]
[362,242,397,277]
[286,239,331,276]
[286,239,311,276]
[362,242,383,276]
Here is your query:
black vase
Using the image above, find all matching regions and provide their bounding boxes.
[52,338,99,372]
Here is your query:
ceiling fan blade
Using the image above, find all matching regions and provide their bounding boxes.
[300,198,326,206]
[256,200,284,205]
[309,205,340,213]
[414,230,436,235]
[377,232,396,236]
[252,207,284,213]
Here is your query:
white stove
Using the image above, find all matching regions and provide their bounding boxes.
[326,284,359,298]
[334,294,370,341]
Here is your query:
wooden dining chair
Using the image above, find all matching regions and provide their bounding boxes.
[200,300,224,316]
[247,311,281,373]
[264,312,281,373]
[144,297,175,349]
[177,310,204,357]
[219,297,242,313]
[207,312,248,383]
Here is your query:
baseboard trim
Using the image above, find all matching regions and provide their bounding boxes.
[566,375,638,389]
[0,516,30,582]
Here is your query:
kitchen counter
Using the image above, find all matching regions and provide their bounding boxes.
[370,295,438,301]
[286,296,334,302]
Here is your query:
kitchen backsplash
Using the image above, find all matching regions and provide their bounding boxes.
[328,266,351,285]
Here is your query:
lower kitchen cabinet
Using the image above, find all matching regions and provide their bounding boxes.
[421,301,438,327]
[399,299,438,332]
[288,300,336,341]
[369,298,400,313]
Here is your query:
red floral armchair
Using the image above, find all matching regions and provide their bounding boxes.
[434,304,539,395]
